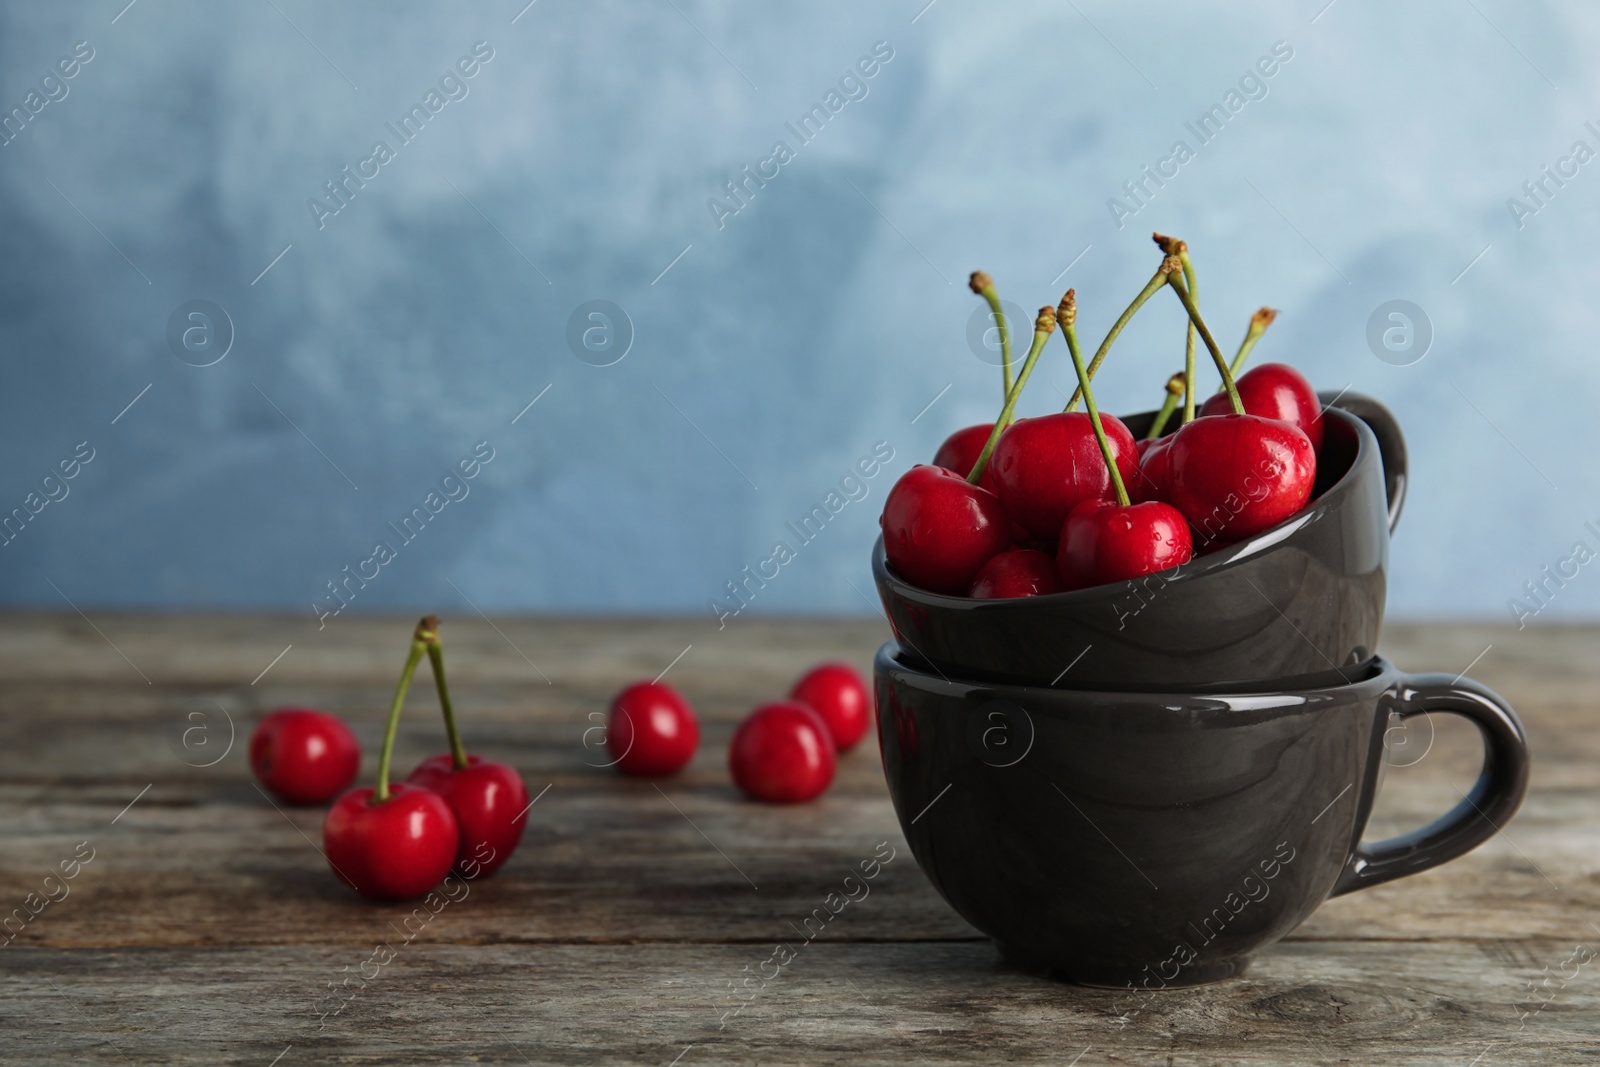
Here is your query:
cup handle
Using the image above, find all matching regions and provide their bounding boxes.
[1329,673,1529,897]
[1322,390,1407,534]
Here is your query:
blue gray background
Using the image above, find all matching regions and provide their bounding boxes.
[0,0,1594,627]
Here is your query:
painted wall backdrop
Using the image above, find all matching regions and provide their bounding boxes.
[0,0,1594,631]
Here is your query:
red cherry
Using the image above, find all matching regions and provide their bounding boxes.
[880,464,1011,595]
[789,663,871,752]
[969,548,1064,598]
[934,424,1032,543]
[989,413,1139,541]
[323,782,459,900]
[1199,363,1324,452]
[1057,499,1194,590]
[250,708,361,805]
[1166,414,1317,543]
[932,423,1003,494]
[1130,437,1173,504]
[406,754,528,878]
[608,682,700,776]
[729,701,836,804]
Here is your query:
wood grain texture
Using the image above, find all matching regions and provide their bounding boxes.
[1,613,1596,1064]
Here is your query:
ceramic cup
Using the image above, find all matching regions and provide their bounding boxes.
[874,643,1528,987]
[874,393,1407,691]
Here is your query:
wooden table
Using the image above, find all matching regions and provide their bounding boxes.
[2,613,1595,1065]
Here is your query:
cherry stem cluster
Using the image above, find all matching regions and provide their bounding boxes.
[966,307,1057,484]
[1164,267,1243,414]
[1058,291,1130,507]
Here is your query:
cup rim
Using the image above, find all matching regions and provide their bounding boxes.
[878,641,1397,705]
[876,404,1377,606]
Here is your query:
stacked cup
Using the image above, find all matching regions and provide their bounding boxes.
[871,393,1529,987]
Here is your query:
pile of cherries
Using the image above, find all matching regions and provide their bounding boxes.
[605,661,870,804]
[883,234,1324,597]
[250,616,530,901]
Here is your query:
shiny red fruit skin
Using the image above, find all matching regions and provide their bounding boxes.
[789,663,871,753]
[607,682,700,776]
[1057,499,1194,590]
[729,702,837,804]
[1166,414,1317,543]
[1131,437,1173,504]
[406,754,529,878]
[969,548,1064,599]
[323,783,460,900]
[1199,363,1324,452]
[250,708,361,805]
[880,465,1012,595]
[990,413,1140,541]
[932,423,1002,494]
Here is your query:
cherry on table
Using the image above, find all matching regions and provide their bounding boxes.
[880,464,1011,596]
[789,662,870,752]
[324,782,460,900]
[1199,362,1325,452]
[407,754,528,879]
[729,701,836,804]
[250,708,361,806]
[969,548,1064,599]
[608,681,700,776]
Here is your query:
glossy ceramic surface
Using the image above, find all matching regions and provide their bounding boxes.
[875,395,1405,691]
[874,645,1528,986]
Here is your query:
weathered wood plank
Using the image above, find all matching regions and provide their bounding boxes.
[0,751,1592,949]
[3,941,1596,1066]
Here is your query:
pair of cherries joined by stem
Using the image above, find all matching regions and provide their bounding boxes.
[324,617,529,900]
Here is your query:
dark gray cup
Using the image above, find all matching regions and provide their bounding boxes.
[874,393,1406,691]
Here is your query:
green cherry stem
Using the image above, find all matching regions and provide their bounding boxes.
[966,306,1058,485]
[1179,250,1198,423]
[1222,307,1277,385]
[1154,235,1200,424]
[1058,291,1130,507]
[418,615,469,771]
[1146,372,1188,440]
[374,618,431,803]
[1163,265,1243,415]
[969,271,1013,409]
[1063,265,1169,413]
